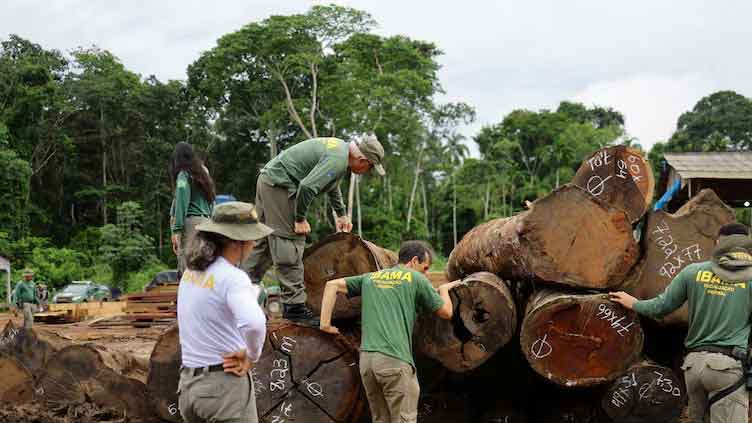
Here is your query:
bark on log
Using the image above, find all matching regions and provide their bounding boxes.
[601,361,685,423]
[0,354,34,404]
[304,232,398,320]
[622,189,735,325]
[447,184,639,289]
[529,390,607,423]
[520,290,644,387]
[146,320,365,423]
[478,402,528,423]
[415,272,517,372]
[35,343,152,420]
[147,325,182,422]
[572,146,655,224]
[0,320,71,374]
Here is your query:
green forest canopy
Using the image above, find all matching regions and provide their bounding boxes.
[1,5,750,293]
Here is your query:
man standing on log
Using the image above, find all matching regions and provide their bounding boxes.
[611,223,752,423]
[244,135,385,325]
[12,269,37,329]
[319,241,461,423]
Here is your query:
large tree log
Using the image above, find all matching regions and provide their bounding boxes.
[0,320,71,374]
[147,320,365,423]
[415,272,517,372]
[622,189,735,325]
[304,232,398,320]
[0,354,34,404]
[35,343,152,420]
[416,393,471,423]
[520,290,643,387]
[447,184,639,289]
[573,146,655,224]
[601,361,685,423]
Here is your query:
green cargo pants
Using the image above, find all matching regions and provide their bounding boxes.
[359,351,420,423]
[243,176,307,305]
[682,351,748,423]
[178,367,257,423]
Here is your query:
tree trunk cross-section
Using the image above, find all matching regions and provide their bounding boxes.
[622,189,735,325]
[572,146,655,224]
[447,184,639,289]
[0,320,70,375]
[256,321,364,423]
[601,361,685,423]
[304,232,398,320]
[35,343,152,420]
[0,354,34,404]
[148,325,182,422]
[520,290,644,387]
[415,272,517,372]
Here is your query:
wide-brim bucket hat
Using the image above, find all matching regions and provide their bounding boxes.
[196,201,274,241]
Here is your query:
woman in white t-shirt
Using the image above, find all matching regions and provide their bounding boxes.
[177,201,273,423]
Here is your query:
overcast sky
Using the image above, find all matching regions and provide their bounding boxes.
[4,0,752,153]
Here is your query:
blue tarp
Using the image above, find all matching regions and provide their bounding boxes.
[654,179,682,211]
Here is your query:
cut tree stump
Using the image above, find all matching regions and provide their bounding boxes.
[415,272,517,372]
[304,232,397,320]
[147,325,182,422]
[35,343,152,420]
[520,290,643,387]
[572,146,655,224]
[447,184,639,289]
[601,361,685,423]
[622,189,735,325]
[0,354,34,404]
[146,320,365,423]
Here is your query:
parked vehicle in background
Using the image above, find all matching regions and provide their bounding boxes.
[52,281,111,303]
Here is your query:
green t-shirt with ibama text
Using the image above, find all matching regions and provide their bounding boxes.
[345,265,444,367]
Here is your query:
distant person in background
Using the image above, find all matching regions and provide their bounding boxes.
[178,201,272,423]
[170,142,216,275]
[35,283,48,312]
[13,268,38,329]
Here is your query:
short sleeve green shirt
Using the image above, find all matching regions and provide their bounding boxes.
[345,265,444,366]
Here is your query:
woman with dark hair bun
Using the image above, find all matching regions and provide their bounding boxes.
[170,142,216,274]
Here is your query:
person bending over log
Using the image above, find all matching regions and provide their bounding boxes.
[319,241,461,423]
[243,135,386,325]
[178,202,272,423]
[611,223,752,423]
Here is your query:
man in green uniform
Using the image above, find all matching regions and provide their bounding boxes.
[611,223,752,423]
[13,269,38,329]
[244,135,385,324]
[319,241,462,423]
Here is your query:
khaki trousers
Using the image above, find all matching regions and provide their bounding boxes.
[682,351,748,423]
[178,216,206,274]
[243,176,306,305]
[178,367,257,423]
[359,351,420,423]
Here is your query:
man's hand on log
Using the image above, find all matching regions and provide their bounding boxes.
[609,291,637,310]
[171,233,181,255]
[222,349,253,376]
[295,220,312,235]
[335,215,353,233]
[320,325,340,335]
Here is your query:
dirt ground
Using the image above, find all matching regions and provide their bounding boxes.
[0,403,130,423]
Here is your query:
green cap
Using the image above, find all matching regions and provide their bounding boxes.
[196,202,274,241]
[22,268,35,277]
[358,135,386,176]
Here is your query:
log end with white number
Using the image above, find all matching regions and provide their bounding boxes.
[520,290,644,388]
[601,361,685,423]
[415,272,517,373]
[573,145,655,224]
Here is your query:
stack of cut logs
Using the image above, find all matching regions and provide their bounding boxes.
[0,145,740,422]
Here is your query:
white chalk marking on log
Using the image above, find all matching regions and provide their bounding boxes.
[531,334,553,359]
[586,174,613,197]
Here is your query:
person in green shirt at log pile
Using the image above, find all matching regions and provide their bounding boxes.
[12,268,38,329]
[611,223,752,423]
[243,135,385,325]
[170,142,215,274]
[319,241,462,423]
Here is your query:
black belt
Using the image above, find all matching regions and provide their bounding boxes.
[182,363,224,377]
[687,345,738,360]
